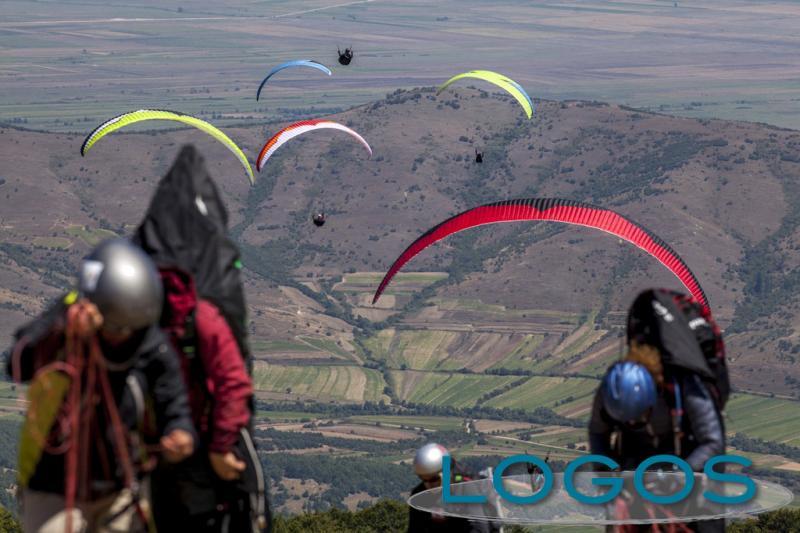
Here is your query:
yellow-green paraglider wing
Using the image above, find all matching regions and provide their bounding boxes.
[17,370,71,487]
[437,70,533,119]
[81,109,254,185]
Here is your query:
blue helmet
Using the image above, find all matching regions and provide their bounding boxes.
[601,361,657,423]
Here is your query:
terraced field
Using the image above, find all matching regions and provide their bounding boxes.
[487,334,545,371]
[364,329,458,370]
[364,328,575,373]
[252,363,387,403]
[391,370,521,407]
[361,306,614,375]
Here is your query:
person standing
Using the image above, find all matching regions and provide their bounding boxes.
[9,238,195,533]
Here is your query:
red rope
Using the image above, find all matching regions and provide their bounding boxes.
[64,306,83,533]
[50,304,140,533]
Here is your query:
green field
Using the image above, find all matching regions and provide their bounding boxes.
[251,339,318,353]
[527,427,588,448]
[253,363,386,403]
[340,272,448,287]
[432,298,580,322]
[726,394,800,446]
[298,336,352,359]
[485,376,599,418]
[392,371,520,407]
[255,410,329,422]
[32,237,72,249]
[364,329,458,370]
[65,225,118,246]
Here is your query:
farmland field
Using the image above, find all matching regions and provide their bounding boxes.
[334,272,448,292]
[65,225,118,246]
[253,363,387,403]
[255,410,329,422]
[726,394,800,446]
[347,415,464,432]
[392,370,520,407]
[485,376,599,418]
[366,329,458,370]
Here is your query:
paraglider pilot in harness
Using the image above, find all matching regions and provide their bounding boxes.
[589,288,727,533]
[8,238,196,533]
[135,145,271,533]
[338,46,353,65]
[475,149,483,163]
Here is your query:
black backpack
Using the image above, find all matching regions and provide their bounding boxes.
[627,288,730,410]
[133,144,251,371]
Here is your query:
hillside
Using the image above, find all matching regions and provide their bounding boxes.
[2,88,800,397]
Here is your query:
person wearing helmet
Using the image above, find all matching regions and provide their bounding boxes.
[589,336,724,472]
[408,443,492,533]
[588,290,726,532]
[338,46,353,65]
[8,238,196,533]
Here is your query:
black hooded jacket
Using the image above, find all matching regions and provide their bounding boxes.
[408,480,492,533]
[8,298,195,499]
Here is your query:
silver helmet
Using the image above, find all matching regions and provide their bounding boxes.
[413,443,449,477]
[79,238,163,334]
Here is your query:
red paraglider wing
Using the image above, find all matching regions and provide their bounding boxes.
[372,198,708,309]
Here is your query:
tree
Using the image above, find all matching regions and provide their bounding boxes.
[0,507,20,533]
[728,508,800,532]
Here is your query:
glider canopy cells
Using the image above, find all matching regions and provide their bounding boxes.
[372,198,708,310]
[438,70,533,119]
[256,60,333,101]
[257,119,372,171]
[81,109,254,185]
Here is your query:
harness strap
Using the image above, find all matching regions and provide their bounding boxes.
[670,378,684,457]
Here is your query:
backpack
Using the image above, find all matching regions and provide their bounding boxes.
[627,288,729,411]
[133,144,251,371]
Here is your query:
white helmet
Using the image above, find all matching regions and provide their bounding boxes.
[413,443,449,477]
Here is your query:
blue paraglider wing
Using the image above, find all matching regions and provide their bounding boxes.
[256,60,333,101]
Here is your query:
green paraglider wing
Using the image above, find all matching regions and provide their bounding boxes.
[437,70,533,119]
[81,109,254,185]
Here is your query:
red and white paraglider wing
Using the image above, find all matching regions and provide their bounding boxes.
[257,119,372,171]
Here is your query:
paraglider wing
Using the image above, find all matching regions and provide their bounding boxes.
[372,198,708,309]
[437,70,533,119]
[256,60,332,101]
[257,119,372,171]
[502,76,534,112]
[81,109,254,185]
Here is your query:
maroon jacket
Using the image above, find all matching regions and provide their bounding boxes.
[160,268,252,454]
